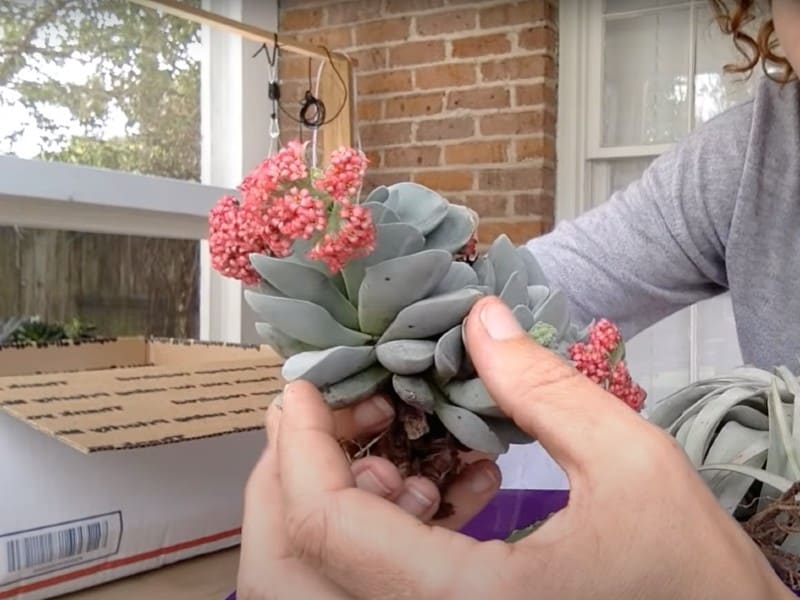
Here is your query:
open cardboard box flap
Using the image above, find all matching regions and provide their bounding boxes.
[0,337,284,454]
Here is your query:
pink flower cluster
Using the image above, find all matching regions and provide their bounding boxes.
[208,141,375,281]
[568,319,646,412]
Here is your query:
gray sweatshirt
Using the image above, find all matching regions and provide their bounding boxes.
[526,77,800,370]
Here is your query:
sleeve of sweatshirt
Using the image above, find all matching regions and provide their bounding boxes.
[525,102,753,340]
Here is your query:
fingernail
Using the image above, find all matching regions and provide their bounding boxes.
[355,468,393,496]
[470,464,500,494]
[397,484,435,514]
[353,395,394,428]
[480,300,524,340]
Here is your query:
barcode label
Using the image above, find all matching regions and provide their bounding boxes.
[1,511,122,586]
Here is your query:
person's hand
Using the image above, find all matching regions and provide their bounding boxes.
[236,388,501,599]
[244,296,793,600]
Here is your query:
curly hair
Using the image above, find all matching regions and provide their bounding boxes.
[708,0,796,83]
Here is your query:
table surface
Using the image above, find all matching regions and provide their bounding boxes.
[58,548,239,599]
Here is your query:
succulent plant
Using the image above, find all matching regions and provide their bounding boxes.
[244,182,590,504]
[650,366,800,584]
[0,317,25,346]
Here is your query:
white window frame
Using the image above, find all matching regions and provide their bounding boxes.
[556,0,719,384]
[0,0,278,344]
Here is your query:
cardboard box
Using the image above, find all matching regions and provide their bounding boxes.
[0,338,283,600]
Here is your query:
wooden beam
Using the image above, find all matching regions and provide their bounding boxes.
[129,0,348,63]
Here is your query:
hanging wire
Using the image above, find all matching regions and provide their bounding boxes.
[252,34,281,154]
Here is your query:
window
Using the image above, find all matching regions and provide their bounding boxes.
[0,0,279,343]
[557,1,759,405]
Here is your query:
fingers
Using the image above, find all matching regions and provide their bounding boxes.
[278,380,479,599]
[332,393,395,441]
[464,297,636,472]
[434,459,501,530]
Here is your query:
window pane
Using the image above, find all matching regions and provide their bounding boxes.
[602,8,691,146]
[694,3,761,125]
[0,226,199,339]
[605,0,687,15]
[0,0,201,182]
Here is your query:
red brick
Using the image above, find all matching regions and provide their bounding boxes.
[464,194,510,218]
[358,70,413,95]
[390,40,446,66]
[364,171,413,190]
[478,167,551,190]
[416,116,474,141]
[516,83,556,106]
[416,9,477,36]
[478,219,549,244]
[385,92,444,119]
[516,136,556,161]
[445,140,508,164]
[385,145,442,168]
[451,33,511,58]
[513,192,554,216]
[414,170,474,191]
[360,122,413,147]
[481,55,554,81]
[305,27,353,48]
[386,0,445,13]
[447,86,510,110]
[357,99,382,122]
[278,56,308,80]
[356,18,411,46]
[519,25,557,51]
[364,149,382,168]
[480,110,553,136]
[479,1,554,29]
[415,63,476,89]
[349,47,387,72]
[280,8,323,31]
[325,1,384,25]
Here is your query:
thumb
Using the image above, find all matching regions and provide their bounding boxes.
[463,297,635,472]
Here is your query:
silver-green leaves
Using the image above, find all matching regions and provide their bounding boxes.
[247,182,585,455]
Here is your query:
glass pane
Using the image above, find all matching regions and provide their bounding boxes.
[0,226,199,340]
[605,0,686,15]
[602,8,691,146]
[694,3,761,125]
[0,1,201,181]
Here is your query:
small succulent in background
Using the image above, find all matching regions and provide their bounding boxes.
[1,316,99,345]
[0,317,25,345]
[208,141,646,517]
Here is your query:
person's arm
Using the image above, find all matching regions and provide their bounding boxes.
[526,104,752,338]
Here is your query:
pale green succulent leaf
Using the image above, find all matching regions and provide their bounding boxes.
[517,247,548,286]
[424,204,476,253]
[433,325,464,384]
[444,378,505,418]
[697,463,794,495]
[766,379,800,483]
[358,249,452,335]
[379,288,484,343]
[245,291,373,348]
[527,285,550,310]
[375,339,436,375]
[283,238,332,276]
[484,417,536,446]
[342,222,426,304]
[722,405,770,431]
[282,346,376,387]
[432,261,479,296]
[488,234,526,294]
[776,366,800,456]
[254,322,320,358]
[512,305,535,331]
[250,254,359,329]
[364,201,400,224]
[499,271,528,309]
[473,255,496,290]
[365,185,390,204]
[650,382,748,430]
[322,365,392,409]
[385,182,449,234]
[434,401,508,454]
[392,375,436,413]
[674,414,698,448]
[532,289,569,334]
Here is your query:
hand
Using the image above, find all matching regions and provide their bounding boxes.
[236,389,500,599]
[250,297,793,600]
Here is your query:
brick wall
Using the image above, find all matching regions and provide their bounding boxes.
[277,0,558,244]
